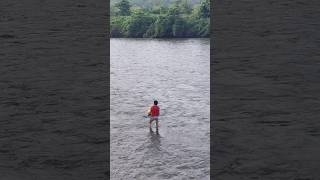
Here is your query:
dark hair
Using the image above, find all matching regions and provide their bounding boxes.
[154,100,158,105]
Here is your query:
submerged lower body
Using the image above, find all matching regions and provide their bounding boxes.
[149,116,159,130]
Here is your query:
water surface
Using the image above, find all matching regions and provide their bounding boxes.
[111,38,210,179]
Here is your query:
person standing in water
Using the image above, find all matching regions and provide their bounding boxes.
[148,100,160,130]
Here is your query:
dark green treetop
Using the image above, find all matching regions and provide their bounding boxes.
[115,0,131,16]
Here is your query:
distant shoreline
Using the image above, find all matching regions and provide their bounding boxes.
[110,0,210,38]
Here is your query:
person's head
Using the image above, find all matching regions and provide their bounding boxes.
[154,100,158,105]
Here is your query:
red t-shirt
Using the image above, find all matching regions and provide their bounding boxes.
[150,105,160,117]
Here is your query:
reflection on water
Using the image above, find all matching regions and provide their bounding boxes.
[111,38,210,179]
[148,128,161,151]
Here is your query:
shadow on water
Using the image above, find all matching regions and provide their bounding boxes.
[148,128,161,151]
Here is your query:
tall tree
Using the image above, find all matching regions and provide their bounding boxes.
[199,0,210,18]
[115,0,131,16]
[172,16,186,37]
[125,9,155,37]
[110,0,210,38]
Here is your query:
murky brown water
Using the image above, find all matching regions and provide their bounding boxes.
[110,38,210,179]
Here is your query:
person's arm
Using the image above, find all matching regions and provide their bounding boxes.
[147,107,151,116]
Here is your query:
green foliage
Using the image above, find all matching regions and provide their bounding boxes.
[110,16,128,37]
[115,0,131,16]
[172,16,186,37]
[153,15,175,37]
[199,0,210,18]
[125,10,156,37]
[111,0,210,38]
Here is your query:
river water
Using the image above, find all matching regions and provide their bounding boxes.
[110,38,210,179]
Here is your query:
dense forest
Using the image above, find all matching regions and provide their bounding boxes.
[110,0,210,38]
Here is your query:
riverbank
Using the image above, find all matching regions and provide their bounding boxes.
[110,0,210,38]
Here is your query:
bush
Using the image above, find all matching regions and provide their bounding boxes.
[110,0,210,38]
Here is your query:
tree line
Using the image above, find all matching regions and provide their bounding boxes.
[111,0,210,38]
